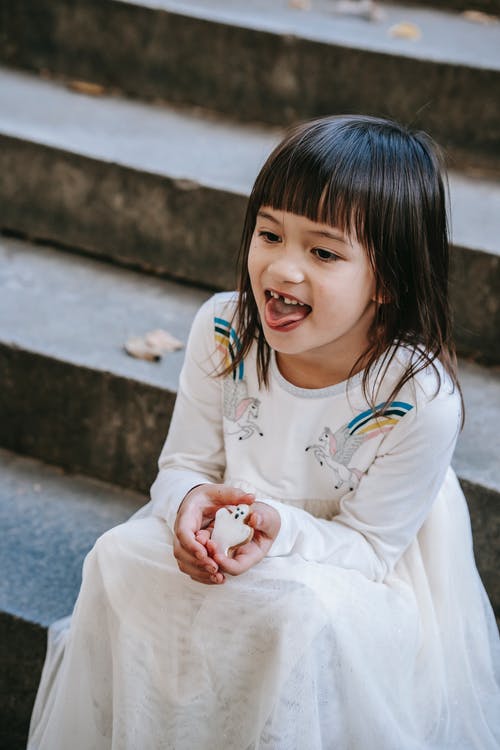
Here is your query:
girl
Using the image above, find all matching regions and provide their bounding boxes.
[29,115,500,749]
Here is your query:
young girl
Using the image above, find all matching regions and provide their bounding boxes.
[29,115,500,749]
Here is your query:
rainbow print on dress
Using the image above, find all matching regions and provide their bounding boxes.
[214,317,244,381]
[347,401,414,439]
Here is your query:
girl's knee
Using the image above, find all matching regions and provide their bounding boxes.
[92,516,168,564]
[91,522,130,565]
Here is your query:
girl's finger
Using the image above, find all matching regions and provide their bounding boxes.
[174,543,222,581]
[248,504,281,542]
[195,529,212,546]
[207,540,261,576]
[174,536,218,574]
[174,547,218,574]
[207,485,255,507]
[176,532,208,561]
[175,510,209,560]
[248,512,263,530]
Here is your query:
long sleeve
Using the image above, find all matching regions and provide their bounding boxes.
[264,384,462,581]
[149,296,227,530]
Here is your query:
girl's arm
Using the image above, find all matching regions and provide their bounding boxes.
[149,294,265,584]
[149,296,227,530]
[262,386,462,582]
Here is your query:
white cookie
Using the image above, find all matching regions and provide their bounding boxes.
[211,505,254,557]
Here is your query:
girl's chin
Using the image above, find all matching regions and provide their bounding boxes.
[261,329,311,357]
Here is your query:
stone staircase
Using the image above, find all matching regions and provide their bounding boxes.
[0,1,499,747]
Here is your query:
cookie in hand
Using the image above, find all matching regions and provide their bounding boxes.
[211,505,254,557]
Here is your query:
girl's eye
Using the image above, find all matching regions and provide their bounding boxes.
[258,231,281,243]
[313,248,338,262]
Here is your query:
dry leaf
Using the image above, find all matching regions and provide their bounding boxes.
[335,0,383,21]
[68,80,107,96]
[462,9,499,24]
[125,329,184,362]
[289,0,312,8]
[388,22,421,40]
[145,329,184,352]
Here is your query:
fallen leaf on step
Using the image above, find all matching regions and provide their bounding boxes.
[288,0,312,8]
[68,80,107,96]
[388,22,421,39]
[462,9,499,24]
[125,329,184,362]
[335,0,384,21]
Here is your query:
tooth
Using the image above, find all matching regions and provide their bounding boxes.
[268,291,307,306]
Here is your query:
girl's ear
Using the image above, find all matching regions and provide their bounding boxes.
[372,282,391,305]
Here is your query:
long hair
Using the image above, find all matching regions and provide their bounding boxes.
[225,114,463,419]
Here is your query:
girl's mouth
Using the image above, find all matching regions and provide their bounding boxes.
[264,289,312,330]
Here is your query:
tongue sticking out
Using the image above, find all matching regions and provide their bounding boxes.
[265,296,311,327]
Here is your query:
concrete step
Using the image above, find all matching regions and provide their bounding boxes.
[383,0,499,14]
[0,236,498,603]
[1,0,499,171]
[0,448,145,750]
[0,235,211,492]
[412,1,498,13]
[1,69,499,362]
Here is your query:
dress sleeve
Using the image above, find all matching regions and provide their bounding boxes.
[149,296,226,530]
[264,385,462,581]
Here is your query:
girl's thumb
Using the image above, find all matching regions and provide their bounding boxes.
[250,512,263,528]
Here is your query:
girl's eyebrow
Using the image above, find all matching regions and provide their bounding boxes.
[309,229,348,242]
[257,210,347,243]
[256,210,280,224]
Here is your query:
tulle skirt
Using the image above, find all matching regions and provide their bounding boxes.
[28,469,500,749]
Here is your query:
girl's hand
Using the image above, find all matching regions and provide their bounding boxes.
[206,502,281,576]
[173,484,255,585]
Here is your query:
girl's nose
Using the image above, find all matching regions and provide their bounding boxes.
[267,250,305,285]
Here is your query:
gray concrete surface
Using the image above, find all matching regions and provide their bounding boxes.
[0,237,211,490]
[1,0,499,165]
[388,0,499,11]
[1,69,499,360]
[0,449,144,750]
[1,67,499,254]
[136,0,500,66]
[0,67,277,193]
[454,360,500,493]
[0,236,210,390]
[0,449,144,626]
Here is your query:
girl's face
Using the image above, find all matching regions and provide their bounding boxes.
[247,207,378,388]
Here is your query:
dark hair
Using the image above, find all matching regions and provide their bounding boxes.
[226,114,463,419]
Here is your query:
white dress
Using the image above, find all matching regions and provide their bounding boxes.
[28,293,500,750]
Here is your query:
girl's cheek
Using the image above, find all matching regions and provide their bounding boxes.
[247,244,261,282]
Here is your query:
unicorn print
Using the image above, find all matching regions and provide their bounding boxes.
[223,378,264,441]
[306,402,414,490]
[306,426,364,491]
[215,315,264,441]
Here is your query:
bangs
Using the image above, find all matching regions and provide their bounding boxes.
[248,118,374,250]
